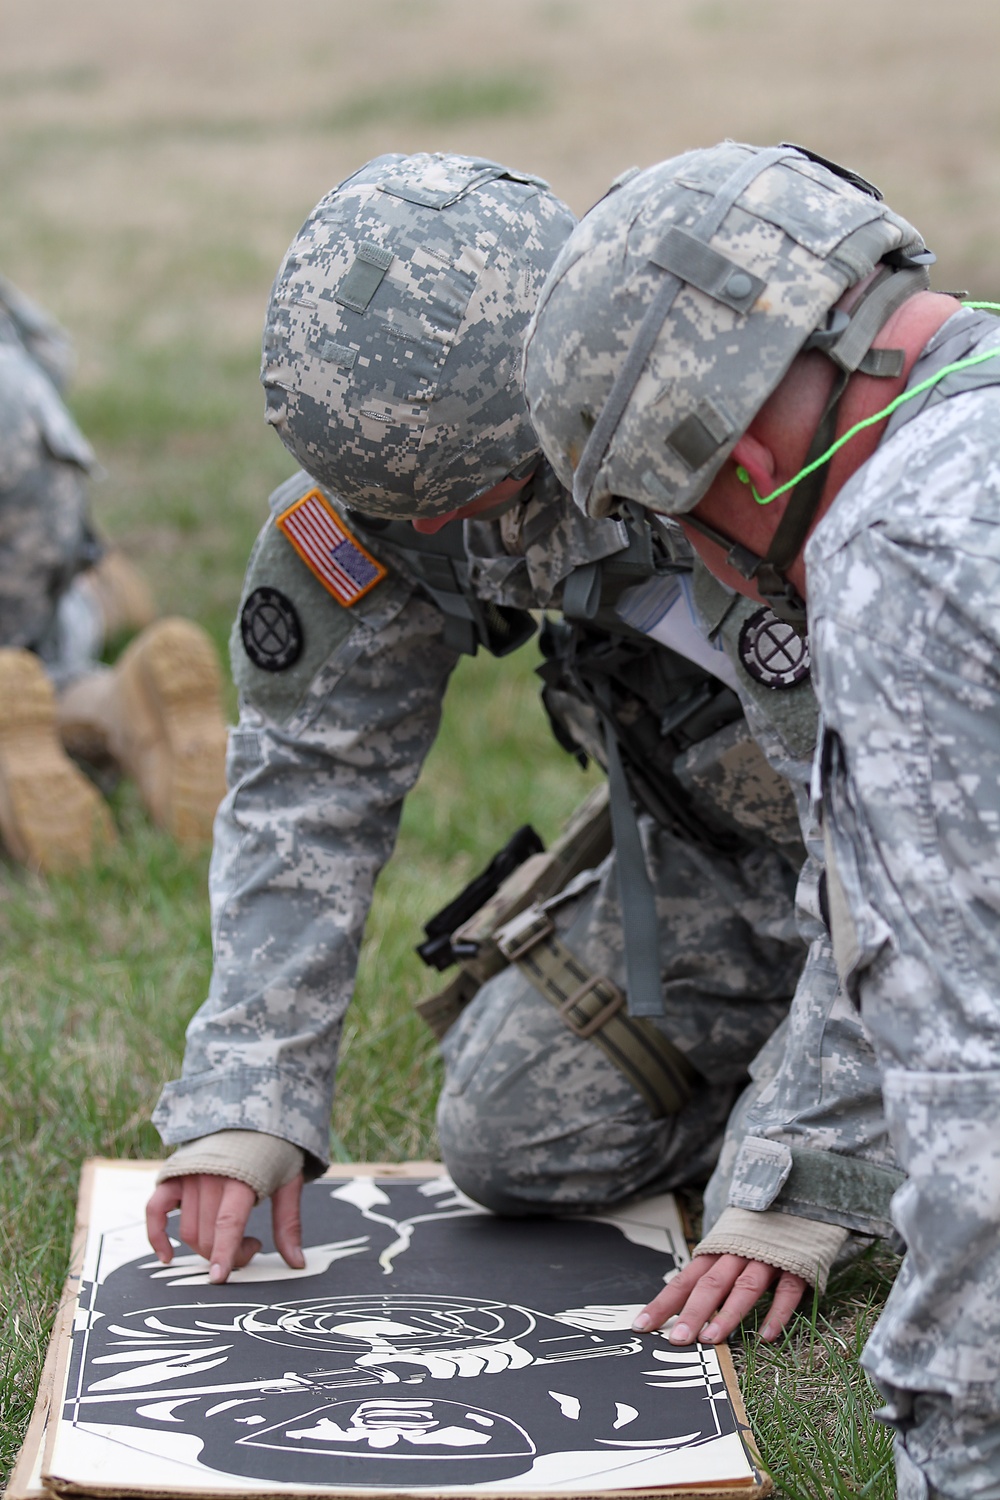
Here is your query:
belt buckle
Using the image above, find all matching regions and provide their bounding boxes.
[558,976,625,1039]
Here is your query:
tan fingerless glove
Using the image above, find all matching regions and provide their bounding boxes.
[156,1130,305,1203]
[694,1206,849,1294]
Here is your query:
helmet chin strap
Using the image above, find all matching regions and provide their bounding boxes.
[689,262,933,632]
[749,367,849,627]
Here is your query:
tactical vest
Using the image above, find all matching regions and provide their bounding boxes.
[350,497,806,1035]
[348,502,750,858]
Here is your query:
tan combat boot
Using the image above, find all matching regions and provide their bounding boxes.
[58,618,229,846]
[0,648,115,873]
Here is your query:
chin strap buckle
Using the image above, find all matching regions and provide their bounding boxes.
[754,567,809,633]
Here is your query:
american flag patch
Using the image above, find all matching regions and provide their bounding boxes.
[276,489,388,607]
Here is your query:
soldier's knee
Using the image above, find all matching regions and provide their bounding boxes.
[439,1147,531,1218]
[436,1086,548,1214]
[437,1075,685,1216]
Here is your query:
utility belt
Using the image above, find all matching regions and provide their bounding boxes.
[415,784,700,1119]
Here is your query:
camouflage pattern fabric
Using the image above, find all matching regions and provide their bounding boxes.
[438,818,795,1212]
[803,316,1000,1497]
[513,138,916,1246]
[262,153,576,518]
[687,563,898,1238]
[154,466,806,1207]
[0,295,97,656]
[518,137,1000,1494]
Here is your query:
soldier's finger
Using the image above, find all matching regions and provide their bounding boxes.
[146,1181,182,1263]
[197,1176,226,1258]
[633,1256,724,1331]
[208,1179,259,1283]
[664,1256,754,1344]
[698,1260,783,1343]
[272,1176,306,1270]
[759,1271,808,1341]
[178,1176,207,1256]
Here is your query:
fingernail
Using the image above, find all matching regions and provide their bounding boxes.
[761,1322,775,1340]
[209,1263,224,1283]
[632,1312,651,1332]
[701,1322,721,1343]
[669,1323,691,1344]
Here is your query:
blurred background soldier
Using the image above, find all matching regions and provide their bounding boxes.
[523,140,1000,1500]
[147,152,811,1291]
[0,274,228,870]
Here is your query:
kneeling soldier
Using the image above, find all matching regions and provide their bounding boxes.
[147,152,809,1290]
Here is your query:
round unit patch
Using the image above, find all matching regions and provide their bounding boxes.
[737,607,811,689]
[240,587,303,673]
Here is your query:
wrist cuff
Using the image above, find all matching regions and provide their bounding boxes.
[156,1130,305,1203]
[694,1206,849,1292]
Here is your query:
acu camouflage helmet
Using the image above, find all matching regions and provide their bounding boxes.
[261,152,576,519]
[522,141,929,520]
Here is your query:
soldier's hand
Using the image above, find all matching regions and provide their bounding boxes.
[631,1253,807,1344]
[146,1173,305,1283]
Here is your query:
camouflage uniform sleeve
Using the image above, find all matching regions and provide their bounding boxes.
[152,492,460,1174]
[805,388,1000,1461]
[702,935,902,1240]
[695,564,901,1240]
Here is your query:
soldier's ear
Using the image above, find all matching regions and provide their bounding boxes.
[732,433,777,500]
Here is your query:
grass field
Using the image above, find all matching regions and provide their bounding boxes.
[4,0,1000,1491]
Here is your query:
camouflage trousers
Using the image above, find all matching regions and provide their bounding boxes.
[437,816,801,1214]
[809,436,1000,1499]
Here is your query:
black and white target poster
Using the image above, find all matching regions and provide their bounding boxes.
[37,1162,769,1497]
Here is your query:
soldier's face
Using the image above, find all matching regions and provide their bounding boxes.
[410,471,536,535]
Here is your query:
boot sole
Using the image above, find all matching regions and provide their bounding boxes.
[0,652,115,873]
[119,619,228,845]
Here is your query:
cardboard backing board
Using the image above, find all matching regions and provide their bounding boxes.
[5,1167,92,1500]
[9,1161,770,1500]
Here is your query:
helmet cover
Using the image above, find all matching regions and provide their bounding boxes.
[522,141,926,518]
[262,152,576,518]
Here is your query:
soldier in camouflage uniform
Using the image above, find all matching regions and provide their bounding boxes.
[0,275,227,868]
[523,140,1000,1500]
[0,274,103,676]
[147,152,812,1295]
